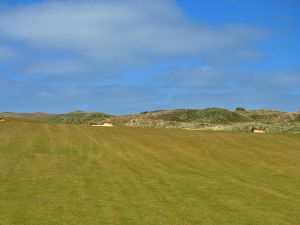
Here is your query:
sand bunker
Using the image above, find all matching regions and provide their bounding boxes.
[253,129,266,133]
[0,118,5,122]
[91,123,113,127]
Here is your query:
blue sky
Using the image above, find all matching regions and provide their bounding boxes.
[0,0,299,114]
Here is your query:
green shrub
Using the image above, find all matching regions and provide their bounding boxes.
[173,108,247,123]
[49,111,112,124]
[235,107,246,112]
[295,114,300,122]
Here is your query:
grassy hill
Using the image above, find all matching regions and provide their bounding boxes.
[0,112,54,121]
[0,120,299,225]
[138,108,247,123]
[1,108,300,133]
[122,108,300,132]
[48,110,112,124]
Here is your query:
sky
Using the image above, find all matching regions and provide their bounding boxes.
[0,0,299,114]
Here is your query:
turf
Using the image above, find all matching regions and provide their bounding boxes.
[0,120,299,225]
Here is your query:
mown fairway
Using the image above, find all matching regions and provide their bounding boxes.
[0,120,299,225]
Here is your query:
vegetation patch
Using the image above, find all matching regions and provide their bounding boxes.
[49,110,112,124]
[176,108,247,123]
[2,108,300,133]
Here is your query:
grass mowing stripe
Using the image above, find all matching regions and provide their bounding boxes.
[0,121,299,224]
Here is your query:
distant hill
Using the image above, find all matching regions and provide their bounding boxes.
[1,108,300,133]
[115,108,299,133]
[135,108,247,123]
[0,112,54,121]
[48,110,113,124]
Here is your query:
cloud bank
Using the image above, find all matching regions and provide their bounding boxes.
[0,45,17,60]
[1,0,297,113]
[0,0,265,64]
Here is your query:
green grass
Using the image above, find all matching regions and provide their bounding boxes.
[0,120,299,225]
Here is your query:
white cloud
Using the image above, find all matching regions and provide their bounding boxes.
[205,49,265,66]
[169,90,300,112]
[18,60,88,76]
[0,0,265,64]
[259,70,300,89]
[163,67,230,89]
[0,45,17,60]
[161,67,300,93]
[0,81,164,114]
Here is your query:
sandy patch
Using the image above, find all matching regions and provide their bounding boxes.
[253,129,266,133]
[91,123,113,127]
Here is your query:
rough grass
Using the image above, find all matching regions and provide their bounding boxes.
[125,108,300,132]
[49,110,112,124]
[3,108,299,133]
[148,108,246,123]
[0,120,299,225]
[174,108,246,123]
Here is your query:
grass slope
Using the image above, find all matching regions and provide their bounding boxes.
[49,110,112,124]
[0,112,53,121]
[0,120,299,225]
[2,108,300,133]
[125,108,300,132]
[156,108,246,123]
